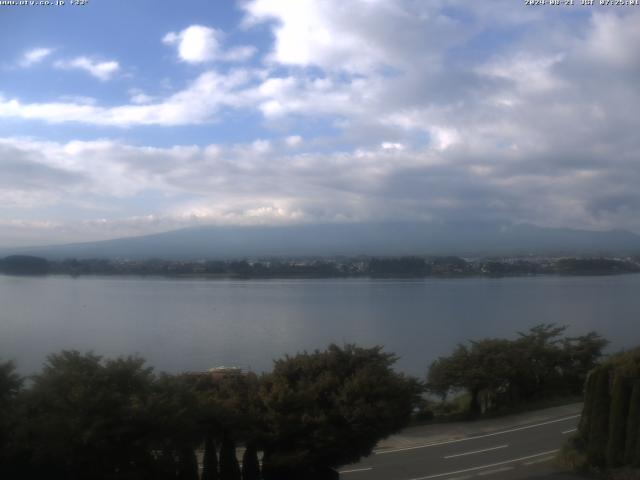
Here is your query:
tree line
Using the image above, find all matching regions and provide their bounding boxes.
[426,324,608,415]
[2,254,639,278]
[0,327,613,479]
[566,347,640,471]
[0,345,421,480]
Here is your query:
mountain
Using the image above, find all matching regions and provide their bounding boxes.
[2,222,640,259]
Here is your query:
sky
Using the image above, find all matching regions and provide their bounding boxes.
[0,0,639,247]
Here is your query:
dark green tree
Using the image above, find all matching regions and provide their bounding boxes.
[202,435,219,480]
[0,360,22,477]
[177,446,199,480]
[624,381,640,465]
[219,432,241,480]
[242,442,260,480]
[17,351,157,479]
[259,344,422,477]
[586,366,611,467]
[606,375,631,467]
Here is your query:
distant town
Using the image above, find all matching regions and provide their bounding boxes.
[1,254,640,278]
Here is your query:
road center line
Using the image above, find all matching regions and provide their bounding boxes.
[339,467,373,474]
[444,444,508,459]
[407,449,559,480]
[376,415,579,455]
[562,428,577,434]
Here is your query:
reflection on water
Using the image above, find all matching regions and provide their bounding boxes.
[1,274,639,376]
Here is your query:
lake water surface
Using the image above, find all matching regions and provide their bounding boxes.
[1,274,639,377]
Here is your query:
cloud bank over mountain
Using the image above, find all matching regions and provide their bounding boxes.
[1,1,639,247]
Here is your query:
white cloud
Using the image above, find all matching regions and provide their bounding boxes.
[54,56,120,81]
[0,70,252,126]
[381,142,404,151]
[163,25,256,64]
[163,25,220,63]
[19,48,53,67]
[224,45,257,62]
[285,135,302,147]
[242,0,463,73]
[128,89,154,105]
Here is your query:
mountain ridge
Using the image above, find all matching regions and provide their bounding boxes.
[2,221,640,259]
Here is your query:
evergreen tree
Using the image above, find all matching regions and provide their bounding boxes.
[624,381,640,466]
[202,436,219,480]
[578,370,597,442]
[177,446,199,480]
[586,366,611,467]
[219,433,241,480]
[606,375,631,467]
[242,442,260,480]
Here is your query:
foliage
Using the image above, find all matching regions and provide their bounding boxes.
[201,436,219,480]
[219,433,241,480]
[0,344,422,478]
[259,344,422,474]
[241,443,260,480]
[0,255,50,275]
[571,347,640,471]
[427,324,607,415]
[624,381,640,466]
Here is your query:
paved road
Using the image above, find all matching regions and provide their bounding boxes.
[339,406,582,480]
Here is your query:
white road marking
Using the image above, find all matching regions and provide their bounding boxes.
[407,449,559,480]
[522,456,555,466]
[376,415,579,455]
[444,444,509,459]
[339,467,373,474]
[562,428,577,434]
[477,466,514,476]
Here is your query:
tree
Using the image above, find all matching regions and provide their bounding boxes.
[202,435,219,480]
[571,347,640,470]
[259,344,422,477]
[586,366,611,467]
[219,432,241,480]
[177,446,199,480]
[17,351,157,479]
[624,381,640,465]
[606,375,631,467]
[427,325,608,415]
[0,361,22,477]
[0,255,50,275]
[242,442,260,480]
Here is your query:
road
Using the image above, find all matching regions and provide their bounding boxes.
[339,405,582,480]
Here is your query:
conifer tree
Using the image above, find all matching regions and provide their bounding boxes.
[219,433,241,480]
[606,375,631,467]
[625,381,640,466]
[202,436,219,480]
[586,366,611,467]
[242,442,260,480]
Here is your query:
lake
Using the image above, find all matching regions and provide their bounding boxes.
[1,274,639,377]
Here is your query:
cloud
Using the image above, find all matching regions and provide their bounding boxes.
[163,25,255,63]
[285,135,302,147]
[19,47,53,67]
[2,120,640,247]
[163,25,220,63]
[2,4,640,245]
[54,56,120,81]
[0,70,252,126]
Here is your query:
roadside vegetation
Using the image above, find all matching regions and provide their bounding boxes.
[0,344,421,480]
[425,324,608,418]
[0,327,616,478]
[560,347,640,479]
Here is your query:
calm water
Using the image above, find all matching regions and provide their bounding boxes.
[1,274,639,377]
